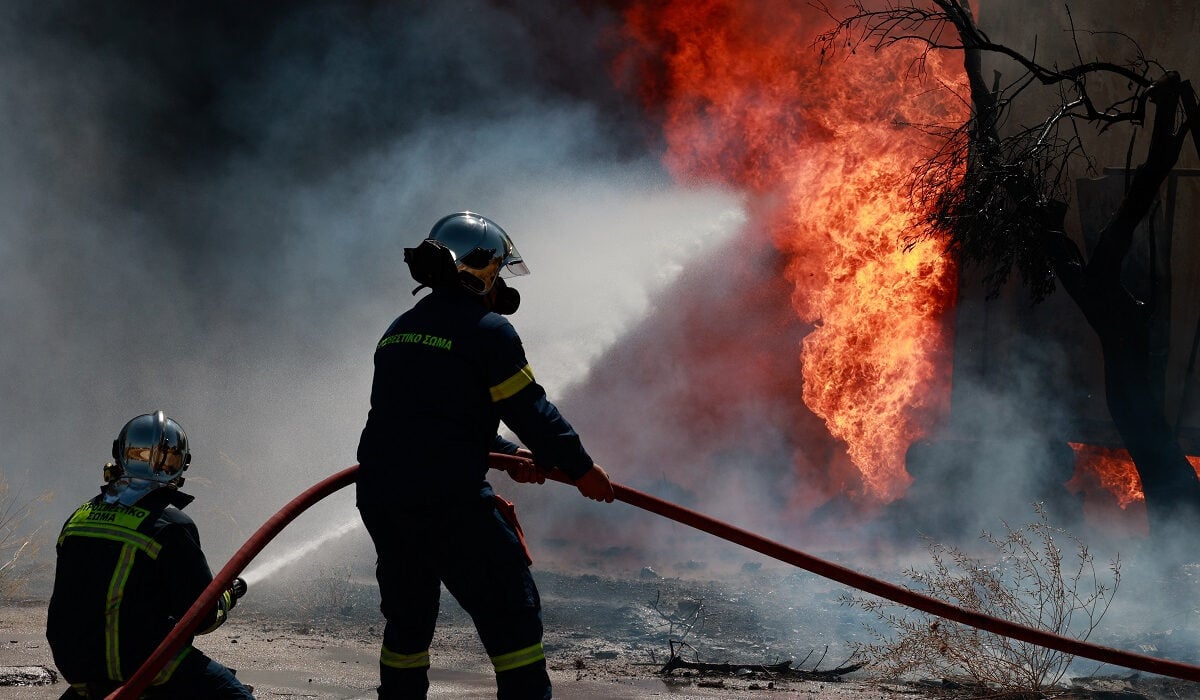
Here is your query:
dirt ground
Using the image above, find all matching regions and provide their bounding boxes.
[0,565,893,699]
[0,605,885,699]
[3,565,1198,699]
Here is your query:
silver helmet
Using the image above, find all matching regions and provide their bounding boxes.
[110,411,191,485]
[427,212,529,294]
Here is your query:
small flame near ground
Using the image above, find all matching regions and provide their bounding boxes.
[1066,443,1200,537]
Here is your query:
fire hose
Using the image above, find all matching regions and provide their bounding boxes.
[104,464,359,700]
[109,456,1200,698]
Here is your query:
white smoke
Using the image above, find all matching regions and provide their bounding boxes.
[0,1,744,584]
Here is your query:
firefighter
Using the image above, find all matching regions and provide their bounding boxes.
[46,411,254,699]
[356,211,614,699]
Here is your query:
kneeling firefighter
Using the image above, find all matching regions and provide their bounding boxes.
[46,411,254,699]
[356,211,615,699]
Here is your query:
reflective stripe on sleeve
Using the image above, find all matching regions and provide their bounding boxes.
[489,364,535,402]
[490,642,545,673]
[197,590,233,634]
[380,645,430,669]
[152,646,193,685]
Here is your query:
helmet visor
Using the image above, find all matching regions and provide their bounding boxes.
[499,237,529,278]
[447,226,528,278]
[121,443,187,475]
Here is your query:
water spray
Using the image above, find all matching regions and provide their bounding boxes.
[239,515,362,586]
[105,464,358,700]
[109,457,1200,699]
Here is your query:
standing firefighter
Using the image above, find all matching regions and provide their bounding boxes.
[356,211,614,699]
[46,411,253,699]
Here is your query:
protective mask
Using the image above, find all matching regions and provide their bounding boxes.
[491,277,521,315]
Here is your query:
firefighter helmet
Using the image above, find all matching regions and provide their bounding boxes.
[427,212,529,294]
[110,411,191,485]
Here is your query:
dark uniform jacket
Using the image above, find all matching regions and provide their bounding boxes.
[356,286,594,513]
[46,487,235,686]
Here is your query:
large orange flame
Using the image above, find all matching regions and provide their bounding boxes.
[618,1,966,502]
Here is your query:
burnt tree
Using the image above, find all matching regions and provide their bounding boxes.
[815,0,1200,537]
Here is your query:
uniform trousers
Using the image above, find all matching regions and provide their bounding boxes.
[59,652,254,699]
[359,496,550,700]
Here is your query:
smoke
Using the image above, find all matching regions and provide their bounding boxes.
[9,8,1200,670]
[517,0,1200,592]
[0,0,742,581]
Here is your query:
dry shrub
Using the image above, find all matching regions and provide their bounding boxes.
[0,477,52,600]
[844,505,1119,694]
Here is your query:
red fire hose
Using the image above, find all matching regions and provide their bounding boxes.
[487,455,1200,683]
[110,457,1200,698]
[105,465,359,700]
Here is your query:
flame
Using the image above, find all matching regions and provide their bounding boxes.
[617,1,966,502]
[1066,442,1144,509]
[1067,442,1200,508]
[1065,442,1200,536]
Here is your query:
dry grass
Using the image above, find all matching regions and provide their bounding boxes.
[844,504,1119,695]
[0,476,52,600]
[287,564,358,619]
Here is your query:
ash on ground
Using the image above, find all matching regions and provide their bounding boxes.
[233,552,1200,699]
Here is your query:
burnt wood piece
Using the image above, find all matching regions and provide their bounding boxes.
[660,657,864,679]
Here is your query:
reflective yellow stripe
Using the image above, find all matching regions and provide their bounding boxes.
[491,642,545,672]
[197,591,232,634]
[56,500,158,682]
[152,646,192,685]
[66,501,151,529]
[59,501,160,559]
[380,645,430,669]
[104,543,139,680]
[489,364,534,402]
[59,523,162,559]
